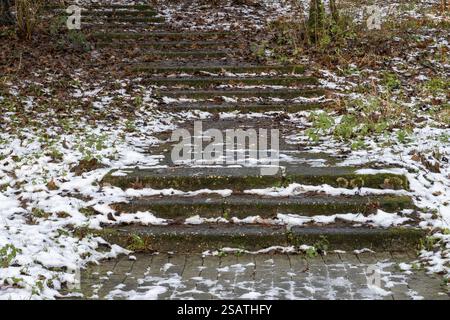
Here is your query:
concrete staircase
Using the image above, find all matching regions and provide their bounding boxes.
[52,3,425,254]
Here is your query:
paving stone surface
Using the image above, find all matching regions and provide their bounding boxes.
[78,252,449,300]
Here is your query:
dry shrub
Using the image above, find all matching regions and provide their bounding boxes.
[15,0,43,40]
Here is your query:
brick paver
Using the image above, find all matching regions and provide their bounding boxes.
[79,253,449,300]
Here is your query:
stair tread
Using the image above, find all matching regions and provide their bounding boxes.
[114,223,422,235]
[91,31,236,40]
[157,88,326,99]
[143,76,318,87]
[130,64,306,73]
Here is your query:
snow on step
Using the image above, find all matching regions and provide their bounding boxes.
[101,166,409,191]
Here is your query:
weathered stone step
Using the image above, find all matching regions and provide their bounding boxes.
[155,88,326,99]
[45,4,155,11]
[141,50,229,59]
[91,5,155,10]
[91,31,235,41]
[130,64,306,75]
[83,16,165,23]
[157,102,327,112]
[81,24,168,32]
[96,224,425,252]
[80,9,158,17]
[148,118,338,165]
[95,40,238,50]
[142,76,318,87]
[102,167,409,191]
[79,252,448,300]
[111,194,414,219]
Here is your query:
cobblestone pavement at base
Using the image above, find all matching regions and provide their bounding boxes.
[77,252,449,300]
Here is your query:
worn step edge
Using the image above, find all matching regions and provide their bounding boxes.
[78,10,158,17]
[95,40,239,49]
[110,194,415,219]
[45,5,156,11]
[157,102,328,112]
[84,224,425,252]
[156,88,326,99]
[83,16,165,23]
[80,24,167,31]
[101,167,409,191]
[141,50,229,58]
[129,64,306,74]
[90,31,235,40]
[142,76,319,87]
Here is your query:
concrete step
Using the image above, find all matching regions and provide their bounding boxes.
[129,64,306,75]
[155,88,326,100]
[80,9,158,17]
[45,4,156,12]
[101,166,409,191]
[95,224,425,252]
[83,16,165,23]
[111,194,414,219]
[146,117,339,165]
[157,102,327,112]
[148,115,326,141]
[142,76,319,87]
[141,50,229,59]
[90,31,235,41]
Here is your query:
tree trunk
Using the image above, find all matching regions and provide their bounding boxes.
[0,0,15,26]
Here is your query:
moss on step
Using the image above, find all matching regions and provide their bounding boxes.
[161,102,327,113]
[81,10,158,17]
[101,168,409,191]
[130,65,306,74]
[102,171,280,191]
[157,88,326,99]
[290,227,425,251]
[111,195,414,219]
[84,16,165,23]
[95,40,238,50]
[143,51,228,58]
[90,31,234,41]
[46,4,155,11]
[143,76,319,87]
[284,172,410,191]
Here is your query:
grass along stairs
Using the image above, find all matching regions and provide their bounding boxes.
[53,4,426,254]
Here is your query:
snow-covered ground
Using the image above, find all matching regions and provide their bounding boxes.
[0,0,449,299]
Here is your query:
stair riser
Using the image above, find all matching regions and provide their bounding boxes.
[91,32,234,41]
[111,196,415,219]
[95,41,238,50]
[102,173,409,191]
[142,51,228,59]
[157,89,326,99]
[143,77,319,87]
[92,227,424,253]
[83,17,165,23]
[130,65,306,74]
[46,5,155,11]
[80,11,158,17]
[158,103,326,112]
